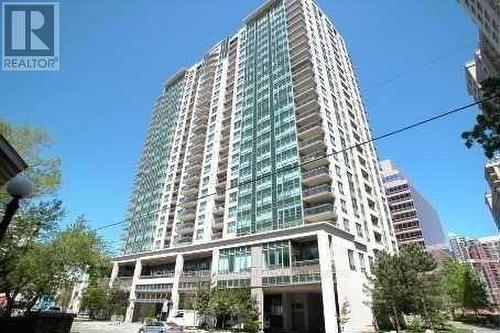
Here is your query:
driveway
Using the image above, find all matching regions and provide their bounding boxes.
[70,320,190,333]
[71,320,143,333]
[452,321,500,332]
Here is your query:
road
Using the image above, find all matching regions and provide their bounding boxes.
[71,320,189,333]
[71,321,143,333]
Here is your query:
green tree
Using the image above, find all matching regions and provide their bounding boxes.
[80,283,109,319]
[462,266,490,313]
[193,287,257,331]
[0,199,64,316]
[0,119,61,201]
[0,218,109,316]
[442,259,490,315]
[0,119,64,316]
[370,245,444,331]
[193,286,211,326]
[108,288,129,317]
[462,77,500,159]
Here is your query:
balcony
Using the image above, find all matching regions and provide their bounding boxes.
[184,175,200,186]
[216,179,226,190]
[294,88,318,108]
[212,230,223,240]
[175,235,193,245]
[193,124,207,135]
[176,223,194,236]
[181,185,198,196]
[302,166,331,187]
[295,96,319,115]
[214,192,225,203]
[179,209,196,221]
[213,205,225,216]
[212,218,224,231]
[298,136,326,154]
[304,203,337,223]
[296,110,321,127]
[303,184,334,204]
[185,163,202,173]
[190,135,205,146]
[179,196,197,208]
[297,122,323,140]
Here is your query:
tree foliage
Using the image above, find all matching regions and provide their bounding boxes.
[462,77,500,159]
[0,119,61,201]
[0,217,110,316]
[370,245,444,331]
[193,287,258,331]
[442,259,490,313]
[80,283,128,319]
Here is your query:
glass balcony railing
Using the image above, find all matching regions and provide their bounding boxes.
[304,203,335,217]
[303,166,329,179]
[303,184,332,198]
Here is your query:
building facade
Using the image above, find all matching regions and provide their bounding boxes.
[460,0,499,98]
[485,158,500,229]
[379,160,446,250]
[115,1,397,332]
[449,234,500,305]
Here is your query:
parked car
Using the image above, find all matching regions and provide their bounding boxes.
[138,321,181,333]
[43,306,62,312]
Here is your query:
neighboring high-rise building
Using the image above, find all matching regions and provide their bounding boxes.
[449,233,474,260]
[460,0,499,98]
[485,158,500,229]
[380,160,446,249]
[449,233,500,305]
[114,1,397,332]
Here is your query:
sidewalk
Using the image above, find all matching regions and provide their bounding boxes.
[452,321,500,332]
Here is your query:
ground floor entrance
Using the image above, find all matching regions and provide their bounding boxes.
[264,285,325,333]
[132,302,163,322]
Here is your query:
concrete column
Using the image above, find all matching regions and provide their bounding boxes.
[318,231,338,333]
[251,287,264,333]
[125,301,135,323]
[250,245,264,332]
[250,245,263,287]
[210,248,220,288]
[170,253,184,317]
[125,259,142,323]
[282,293,292,330]
[109,262,119,288]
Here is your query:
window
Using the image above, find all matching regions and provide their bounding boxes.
[196,229,204,240]
[348,250,356,270]
[355,223,363,238]
[218,246,251,273]
[359,253,366,272]
[263,241,290,269]
[343,219,350,232]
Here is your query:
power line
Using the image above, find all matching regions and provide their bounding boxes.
[93,94,497,232]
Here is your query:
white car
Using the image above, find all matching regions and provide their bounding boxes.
[138,321,182,333]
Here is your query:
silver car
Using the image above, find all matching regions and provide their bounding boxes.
[138,321,181,333]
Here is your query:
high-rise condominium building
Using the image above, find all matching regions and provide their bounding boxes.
[449,234,500,305]
[485,158,500,229]
[460,0,499,99]
[380,160,445,250]
[459,1,500,231]
[113,1,397,332]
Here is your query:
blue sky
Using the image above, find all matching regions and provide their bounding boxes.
[0,0,497,252]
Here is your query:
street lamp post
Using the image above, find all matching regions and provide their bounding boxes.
[0,175,34,243]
